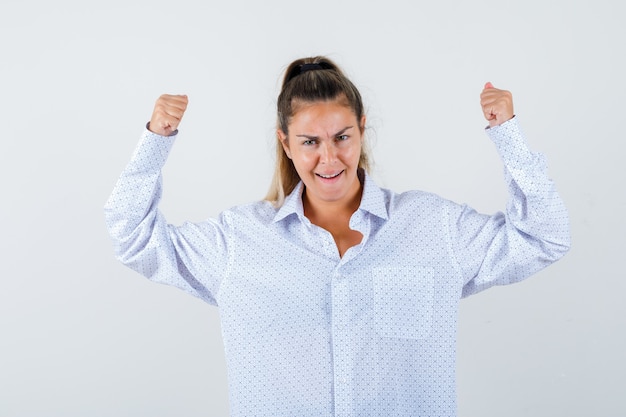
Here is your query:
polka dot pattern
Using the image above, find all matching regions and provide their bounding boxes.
[104,117,570,416]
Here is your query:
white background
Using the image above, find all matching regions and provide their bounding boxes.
[1,0,624,416]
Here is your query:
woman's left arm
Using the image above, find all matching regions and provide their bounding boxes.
[450,85,571,297]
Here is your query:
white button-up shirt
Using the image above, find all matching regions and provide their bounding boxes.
[105,117,570,416]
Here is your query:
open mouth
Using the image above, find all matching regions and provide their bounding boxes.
[316,170,344,179]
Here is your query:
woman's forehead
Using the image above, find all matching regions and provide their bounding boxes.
[288,101,360,134]
[291,96,354,118]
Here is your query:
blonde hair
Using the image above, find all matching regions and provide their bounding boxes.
[265,56,372,206]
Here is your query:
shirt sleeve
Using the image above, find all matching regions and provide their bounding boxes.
[103,129,230,306]
[447,117,571,298]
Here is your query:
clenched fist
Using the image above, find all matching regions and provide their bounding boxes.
[148,94,189,136]
[480,83,514,127]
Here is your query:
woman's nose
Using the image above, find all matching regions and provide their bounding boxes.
[319,142,337,164]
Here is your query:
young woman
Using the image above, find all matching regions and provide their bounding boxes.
[105,56,570,416]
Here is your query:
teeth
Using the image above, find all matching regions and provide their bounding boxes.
[318,172,341,179]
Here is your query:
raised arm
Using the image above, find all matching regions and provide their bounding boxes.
[450,84,570,297]
[104,95,229,305]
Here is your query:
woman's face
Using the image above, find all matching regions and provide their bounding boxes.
[278,99,365,210]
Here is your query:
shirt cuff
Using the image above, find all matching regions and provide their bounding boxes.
[145,121,179,137]
[127,125,177,171]
[486,116,545,171]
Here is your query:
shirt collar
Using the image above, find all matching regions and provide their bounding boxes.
[273,181,307,224]
[359,171,389,220]
[272,171,389,223]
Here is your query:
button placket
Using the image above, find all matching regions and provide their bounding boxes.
[331,270,354,416]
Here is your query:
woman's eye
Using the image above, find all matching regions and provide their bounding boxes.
[336,135,349,141]
[303,139,317,146]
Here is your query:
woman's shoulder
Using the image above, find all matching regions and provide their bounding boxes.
[380,187,464,223]
[385,186,452,209]
[220,199,279,224]
[363,175,459,221]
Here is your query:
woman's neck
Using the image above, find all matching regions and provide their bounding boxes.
[303,182,362,227]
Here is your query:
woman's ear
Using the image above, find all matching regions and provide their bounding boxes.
[277,129,291,159]
[359,115,366,135]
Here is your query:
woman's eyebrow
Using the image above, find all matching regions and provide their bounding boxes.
[334,126,354,136]
[295,126,354,140]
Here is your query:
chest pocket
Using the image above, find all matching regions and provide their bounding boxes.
[373,266,435,340]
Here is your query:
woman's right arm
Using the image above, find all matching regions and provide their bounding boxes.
[103,95,228,306]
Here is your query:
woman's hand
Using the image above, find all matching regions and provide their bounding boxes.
[148,94,189,136]
[480,83,514,127]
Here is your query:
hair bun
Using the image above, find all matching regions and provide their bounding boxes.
[299,63,324,73]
